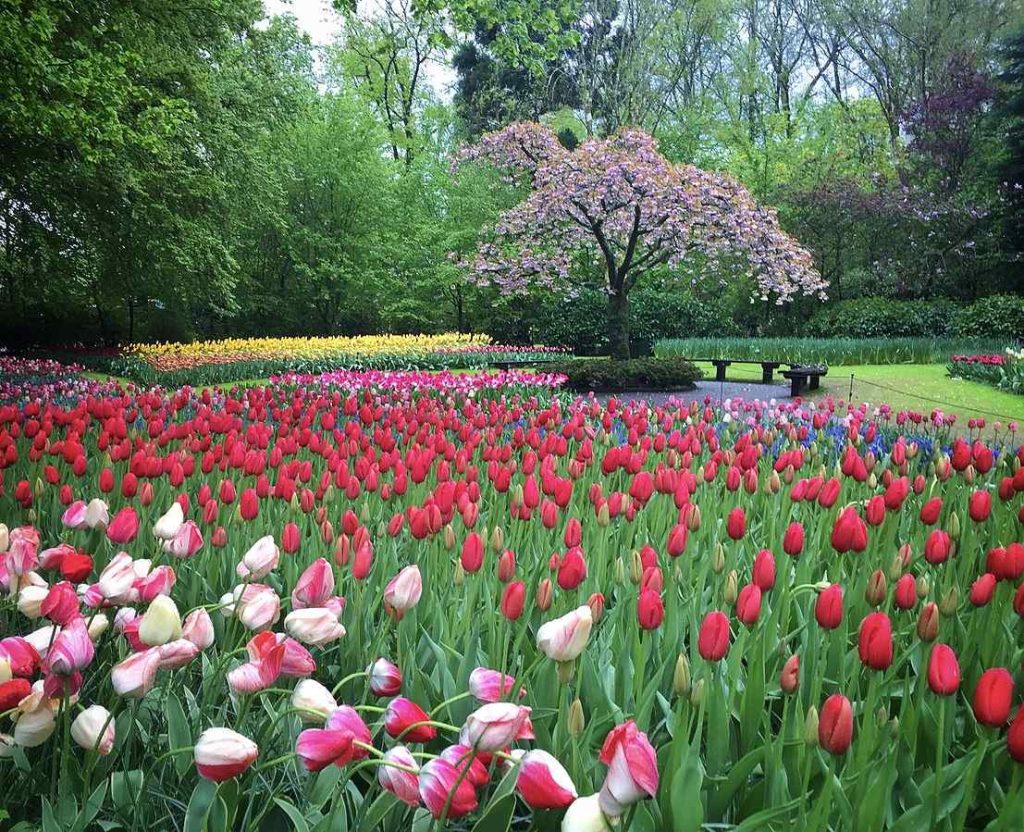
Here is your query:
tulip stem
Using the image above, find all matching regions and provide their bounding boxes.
[331,670,368,696]
[429,691,471,717]
[254,751,297,771]
[152,746,196,765]
[932,697,946,827]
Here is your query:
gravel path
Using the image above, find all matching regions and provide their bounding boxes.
[587,379,791,406]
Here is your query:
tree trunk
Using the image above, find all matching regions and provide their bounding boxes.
[607,290,631,361]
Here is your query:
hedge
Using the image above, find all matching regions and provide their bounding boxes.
[545,357,703,391]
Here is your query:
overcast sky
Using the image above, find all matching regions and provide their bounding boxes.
[263,0,455,96]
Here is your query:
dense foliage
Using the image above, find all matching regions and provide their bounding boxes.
[0,0,1022,349]
[541,357,704,391]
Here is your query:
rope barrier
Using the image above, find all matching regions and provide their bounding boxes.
[849,375,1023,423]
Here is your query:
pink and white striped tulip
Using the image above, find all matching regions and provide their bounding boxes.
[379,745,420,806]
[516,749,578,809]
[194,728,258,781]
[536,605,593,662]
[236,536,279,581]
[460,702,533,752]
[597,720,659,817]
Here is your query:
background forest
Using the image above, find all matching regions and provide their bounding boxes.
[3,0,1024,354]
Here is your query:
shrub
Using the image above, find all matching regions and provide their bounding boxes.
[953,295,1024,340]
[805,298,959,338]
[545,357,703,391]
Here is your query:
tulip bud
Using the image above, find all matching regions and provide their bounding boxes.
[614,557,625,585]
[490,526,504,553]
[939,587,958,616]
[673,654,691,696]
[887,554,904,582]
[596,503,610,527]
[689,678,706,707]
[804,706,819,746]
[876,705,888,727]
[711,543,726,574]
[71,705,115,755]
[568,698,585,737]
[453,561,465,587]
[629,551,643,584]
[917,602,940,641]
[948,512,961,541]
[865,570,887,607]
[443,525,456,551]
[536,578,552,612]
[916,575,930,599]
[723,570,738,605]
[898,543,913,567]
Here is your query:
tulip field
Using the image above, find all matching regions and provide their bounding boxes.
[2,363,1024,831]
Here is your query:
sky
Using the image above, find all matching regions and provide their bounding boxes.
[262,0,455,96]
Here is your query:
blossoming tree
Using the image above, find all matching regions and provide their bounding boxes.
[455,122,828,359]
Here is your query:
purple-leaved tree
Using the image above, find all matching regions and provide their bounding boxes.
[454,122,828,359]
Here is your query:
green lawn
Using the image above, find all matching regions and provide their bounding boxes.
[692,361,1024,424]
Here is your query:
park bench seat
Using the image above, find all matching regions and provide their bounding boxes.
[781,365,828,397]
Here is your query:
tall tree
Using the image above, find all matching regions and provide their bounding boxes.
[456,122,825,358]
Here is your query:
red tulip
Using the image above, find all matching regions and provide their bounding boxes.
[858,612,893,671]
[461,533,484,573]
[830,507,867,553]
[973,668,1015,727]
[970,573,997,607]
[1008,705,1024,763]
[698,611,730,661]
[736,583,762,627]
[920,498,942,525]
[281,522,300,555]
[385,697,436,743]
[419,758,478,820]
[726,507,746,540]
[924,530,952,565]
[497,549,516,582]
[666,523,688,557]
[819,694,853,754]
[557,547,587,590]
[780,654,799,694]
[783,522,804,557]
[637,590,664,630]
[968,490,991,522]
[0,678,32,711]
[927,644,960,696]
[516,749,577,809]
[894,574,917,610]
[752,549,776,591]
[106,507,139,544]
[815,584,844,630]
[239,488,259,521]
[501,581,526,620]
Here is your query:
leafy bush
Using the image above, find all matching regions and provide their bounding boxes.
[656,336,1008,366]
[805,298,959,338]
[545,357,703,390]
[953,294,1024,340]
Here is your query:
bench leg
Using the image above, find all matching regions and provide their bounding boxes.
[762,366,774,384]
[790,377,802,397]
[809,375,821,390]
[715,364,727,382]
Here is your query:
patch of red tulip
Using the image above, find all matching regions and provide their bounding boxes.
[0,375,1023,828]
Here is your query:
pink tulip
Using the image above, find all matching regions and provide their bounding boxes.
[468,667,523,703]
[418,758,479,820]
[163,521,203,559]
[8,533,38,576]
[284,608,346,646]
[236,536,279,581]
[369,657,403,696]
[234,584,281,632]
[111,647,161,698]
[0,636,41,677]
[133,565,176,603]
[96,553,138,605]
[106,508,139,544]
[516,749,578,809]
[438,744,490,787]
[40,581,79,626]
[384,565,423,616]
[292,558,335,609]
[598,720,659,817]
[194,728,258,781]
[181,609,215,649]
[295,707,371,771]
[460,702,533,751]
[379,746,420,806]
[157,639,201,670]
[536,605,593,661]
[61,501,89,530]
[45,618,94,675]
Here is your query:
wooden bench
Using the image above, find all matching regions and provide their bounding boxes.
[490,358,561,371]
[781,365,828,397]
[702,358,784,384]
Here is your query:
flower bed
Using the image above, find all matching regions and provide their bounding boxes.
[0,383,1023,830]
[108,335,567,386]
[0,356,127,406]
[949,350,1024,393]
